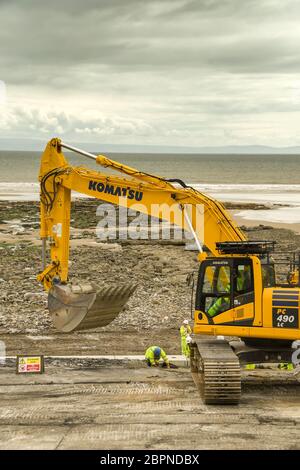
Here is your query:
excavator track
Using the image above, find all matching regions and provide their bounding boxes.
[190,337,241,405]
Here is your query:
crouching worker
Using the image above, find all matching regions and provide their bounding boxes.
[145,346,169,368]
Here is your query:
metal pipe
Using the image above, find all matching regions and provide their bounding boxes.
[60,142,98,161]
[42,237,47,270]
[181,205,203,253]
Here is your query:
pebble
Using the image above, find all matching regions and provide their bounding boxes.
[24,292,46,300]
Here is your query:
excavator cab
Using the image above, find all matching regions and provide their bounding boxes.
[194,240,300,343]
[195,256,256,326]
[194,241,280,330]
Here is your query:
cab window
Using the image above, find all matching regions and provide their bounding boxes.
[234,261,254,307]
[202,265,216,293]
[261,264,276,288]
[199,263,232,317]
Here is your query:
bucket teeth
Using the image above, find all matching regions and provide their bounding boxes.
[48,282,137,332]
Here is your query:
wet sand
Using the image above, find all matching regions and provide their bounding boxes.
[232,210,300,234]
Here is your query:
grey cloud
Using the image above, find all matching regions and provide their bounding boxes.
[1,0,300,148]
[0,106,158,139]
[1,0,300,86]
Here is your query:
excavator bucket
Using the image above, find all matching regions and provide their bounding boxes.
[48,283,137,332]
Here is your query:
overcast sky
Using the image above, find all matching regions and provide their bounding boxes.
[1,0,300,150]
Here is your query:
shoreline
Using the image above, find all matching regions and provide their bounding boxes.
[231,210,300,235]
[1,199,300,236]
[1,182,300,228]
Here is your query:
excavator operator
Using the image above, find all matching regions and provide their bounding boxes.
[207,268,248,317]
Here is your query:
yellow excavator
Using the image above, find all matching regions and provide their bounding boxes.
[38,138,300,404]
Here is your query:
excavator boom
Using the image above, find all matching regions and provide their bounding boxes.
[38,138,245,332]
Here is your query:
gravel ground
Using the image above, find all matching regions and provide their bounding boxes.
[0,200,300,336]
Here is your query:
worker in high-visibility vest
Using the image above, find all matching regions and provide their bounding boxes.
[278,362,294,370]
[145,346,169,367]
[207,269,247,317]
[180,319,192,358]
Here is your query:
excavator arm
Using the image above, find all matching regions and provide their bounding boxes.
[39,138,245,285]
[38,138,246,332]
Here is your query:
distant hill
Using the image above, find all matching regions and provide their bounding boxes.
[1,138,300,154]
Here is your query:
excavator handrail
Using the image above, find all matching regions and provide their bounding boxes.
[60,141,177,190]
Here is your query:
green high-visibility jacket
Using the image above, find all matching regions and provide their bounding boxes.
[180,325,192,338]
[279,362,294,370]
[207,274,246,317]
[180,325,192,357]
[207,284,231,317]
[207,295,230,317]
[145,346,169,365]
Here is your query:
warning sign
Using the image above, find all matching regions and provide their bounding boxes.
[16,356,44,374]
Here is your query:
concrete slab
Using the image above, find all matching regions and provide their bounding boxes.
[5,354,190,367]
